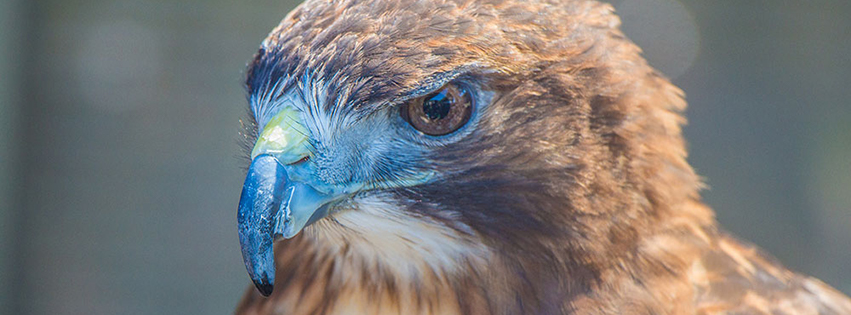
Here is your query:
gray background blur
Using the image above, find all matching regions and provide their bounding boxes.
[0,0,848,314]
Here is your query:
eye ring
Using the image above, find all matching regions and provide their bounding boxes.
[401,82,473,136]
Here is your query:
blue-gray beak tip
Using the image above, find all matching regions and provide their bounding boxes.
[237,155,287,297]
[255,283,274,297]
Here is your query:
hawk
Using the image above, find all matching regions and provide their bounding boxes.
[233,0,851,314]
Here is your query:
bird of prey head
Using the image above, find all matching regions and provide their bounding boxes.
[234,0,851,314]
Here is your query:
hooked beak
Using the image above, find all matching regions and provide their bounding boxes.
[236,108,339,296]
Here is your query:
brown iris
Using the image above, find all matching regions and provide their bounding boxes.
[401,83,473,136]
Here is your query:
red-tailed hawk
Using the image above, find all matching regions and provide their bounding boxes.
[233,0,851,314]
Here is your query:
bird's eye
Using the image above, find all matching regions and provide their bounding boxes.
[401,83,473,136]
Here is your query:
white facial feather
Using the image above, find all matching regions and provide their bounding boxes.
[253,77,488,282]
[307,194,490,282]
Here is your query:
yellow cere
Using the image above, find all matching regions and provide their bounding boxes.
[250,107,311,163]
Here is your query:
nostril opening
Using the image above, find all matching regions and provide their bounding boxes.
[288,156,310,166]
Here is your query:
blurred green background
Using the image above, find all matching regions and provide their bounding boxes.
[0,0,848,314]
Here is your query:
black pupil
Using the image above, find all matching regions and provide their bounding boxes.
[422,89,453,121]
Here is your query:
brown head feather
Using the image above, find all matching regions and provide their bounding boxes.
[236,0,851,314]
